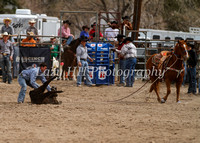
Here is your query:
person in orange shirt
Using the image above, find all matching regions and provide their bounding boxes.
[21,32,36,47]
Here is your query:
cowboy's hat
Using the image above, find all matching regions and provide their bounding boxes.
[27,32,34,36]
[122,16,130,20]
[50,35,56,39]
[115,34,125,39]
[82,25,90,30]
[124,37,132,43]
[79,35,89,42]
[3,18,12,24]
[29,19,36,23]
[91,22,96,27]
[63,20,71,25]
[111,21,118,24]
[2,32,9,36]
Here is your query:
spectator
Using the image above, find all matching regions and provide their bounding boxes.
[113,37,137,87]
[0,32,14,84]
[120,16,133,35]
[89,22,103,41]
[1,18,13,35]
[26,19,39,40]
[76,36,94,87]
[1,18,14,41]
[58,20,74,47]
[80,25,90,39]
[17,62,51,103]
[187,44,197,95]
[115,34,126,86]
[49,36,59,59]
[104,21,119,41]
[21,32,36,47]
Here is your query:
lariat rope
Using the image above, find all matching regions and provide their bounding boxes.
[108,53,180,102]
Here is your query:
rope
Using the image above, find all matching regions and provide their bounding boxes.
[108,54,179,102]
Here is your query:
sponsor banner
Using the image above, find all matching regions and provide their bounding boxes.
[19,46,51,72]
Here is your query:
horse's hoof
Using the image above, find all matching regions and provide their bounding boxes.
[161,98,166,103]
[177,101,181,104]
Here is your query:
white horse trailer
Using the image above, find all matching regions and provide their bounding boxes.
[0,9,60,41]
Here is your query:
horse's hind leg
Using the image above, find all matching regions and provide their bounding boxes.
[162,79,171,103]
[150,79,161,102]
[176,81,182,103]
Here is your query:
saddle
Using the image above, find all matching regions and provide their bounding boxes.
[152,51,172,70]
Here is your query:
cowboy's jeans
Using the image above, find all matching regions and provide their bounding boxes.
[1,55,12,83]
[182,62,187,85]
[119,59,126,84]
[188,66,196,93]
[66,36,73,45]
[77,60,92,85]
[125,57,137,87]
[18,75,27,103]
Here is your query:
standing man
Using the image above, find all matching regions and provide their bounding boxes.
[17,63,51,103]
[26,19,39,40]
[120,16,133,35]
[58,20,74,47]
[187,44,197,95]
[1,18,13,35]
[115,34,126,86]
[76,36,94,87]
[104,21,119,41]
[1,18,14,41]
[0,32,13,84]
[113,37,137,87]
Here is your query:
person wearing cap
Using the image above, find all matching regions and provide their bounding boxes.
[120,16,133,35]
[1,18,13,35]
[80,25,90,39]
[89,22,103,41]
[113,37,137,87]
[17,62,51,103]
[115,34,126,86]
[21,32,36,47]
[104,21,119,41]
[76,36,94,87]
[58,20,74,47]
[0,32,14,84]
[26,19,39,40]
[49,36,59,59]
[1,18,14,41]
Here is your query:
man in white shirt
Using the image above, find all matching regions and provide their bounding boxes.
[113,37,137,87]
[104,21,119,41]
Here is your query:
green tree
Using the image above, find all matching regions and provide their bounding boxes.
[0,0,20,14]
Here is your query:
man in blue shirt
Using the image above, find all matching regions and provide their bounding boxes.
[17,63,51,103]
[80,25,90,39]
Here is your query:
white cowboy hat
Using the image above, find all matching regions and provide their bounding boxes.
[50,35,56,39]
[2,32,9,36]
[3,18,12,24]
[27,32,34,36]
[29,19,36,23]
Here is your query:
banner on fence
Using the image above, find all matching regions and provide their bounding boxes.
[19,46,51,72]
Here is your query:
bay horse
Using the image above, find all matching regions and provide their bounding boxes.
[61,38,81,80]
[146,40,189,103]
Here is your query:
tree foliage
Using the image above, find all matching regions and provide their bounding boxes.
[0,0,20,14]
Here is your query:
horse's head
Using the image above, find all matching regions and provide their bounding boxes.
[174,40,189,60]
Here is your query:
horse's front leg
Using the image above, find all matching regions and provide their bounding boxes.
[176,81,182,103]
[162,79,171,103]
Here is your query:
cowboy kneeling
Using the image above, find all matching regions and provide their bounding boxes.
[17,63,51,103]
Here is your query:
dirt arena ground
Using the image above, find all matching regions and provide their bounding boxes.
[0,79,200,143]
